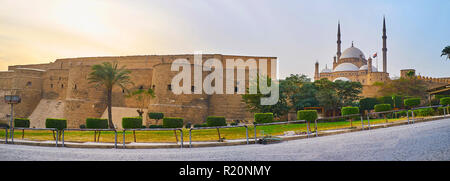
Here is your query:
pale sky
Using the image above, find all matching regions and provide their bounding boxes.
[0,0,449,79]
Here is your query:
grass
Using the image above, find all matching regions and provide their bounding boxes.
[0,116,413,143]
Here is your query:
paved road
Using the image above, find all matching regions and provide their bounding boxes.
[1,118,450,161]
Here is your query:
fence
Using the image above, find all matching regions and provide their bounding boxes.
[62,128,118,148]
[2,127,7,144]
[11,127,59,147]
[122,128,183,149]
[188,125,249,148]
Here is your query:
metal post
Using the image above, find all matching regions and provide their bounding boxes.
[180,129,183,149]
[306,121,310,138]
[412,111,415,124]
[62,130,65,147]
[314,119,318,137]
[245,126,249,144]
[55,130,58,147]
[189,129,192,148]
[407,110,410,124]
[360,116,364,130]
[114,130,117,149]
[11,128,14,143]
[254,125,257,144]
[122,130,126,149]
[367,115,371,130]
[4,128,7,144]
[9,104,13,140]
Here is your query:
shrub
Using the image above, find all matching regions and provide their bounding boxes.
[341,107,359,117]
[404,98,421,108]
[206,116,227,127]
[359,98,378,111]
[148,125,163,128]
[0,123,9,129]
[396,110,407,117]
[45,118,67,130]
[254,113,274,124]
[79,124,86,129]
[122,117,143,129]
[148,112,164,120]
[162,117,183,128]
[86,118,108,129]
[441,97,450,106]
[297,110,318,132]
[374,104,392,112]
[377,96,394,107]
[416,108,434,116]
[14,118,30,128]
[193,123,208,128]
[438,107,449,115]
[392,95,404,108]
[185,122,192,128]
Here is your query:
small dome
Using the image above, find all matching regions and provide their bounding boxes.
[334,63,359,72]
[340,46,365,59]
[359,65,378,72]
[333,77,351,82]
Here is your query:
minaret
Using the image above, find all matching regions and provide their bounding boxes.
[382,16,387,73]
[314,61,320,80]
[337,21,342,60]
[368,57,373,73]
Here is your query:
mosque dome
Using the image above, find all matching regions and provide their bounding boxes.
[340,46,365,59]
[359,65,378,72]
[333,77,351,82]
[333,63,359,72]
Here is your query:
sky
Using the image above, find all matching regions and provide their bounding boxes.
[0,0,449,79]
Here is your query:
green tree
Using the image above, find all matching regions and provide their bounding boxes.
[127,88,155,117]
[241,75,289,118]
[314,78,340,116]
[441,46,450,60]
[88,62,133,129]
[334,80,363,106]
[281,74,318,111]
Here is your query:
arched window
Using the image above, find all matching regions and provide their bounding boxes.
[26,81,32,87]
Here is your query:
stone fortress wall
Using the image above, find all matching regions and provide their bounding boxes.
[0,54,277,128]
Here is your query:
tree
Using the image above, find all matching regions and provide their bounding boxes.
[333,80,363,106]
[314,79,340,116]
[241,75,289,118]
[441,46,450,60]
[88,62,133,129]
[127,88,155,118]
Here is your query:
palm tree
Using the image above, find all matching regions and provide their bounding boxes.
[88,62,133,129]
[442,46,450,60]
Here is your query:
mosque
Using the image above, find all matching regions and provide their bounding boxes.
[314,17,390,97]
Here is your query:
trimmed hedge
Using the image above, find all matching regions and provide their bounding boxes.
[438,107,449,114]
[148,112,164,120]
[122,117,143,129]
[341,107,359,116]
[0,123,10,129]
[359,98,378,111]
[254,113,274,124]
[14,118,30,128]
[206,116,227,127]
[86,118,108,129]
[297,110,318,122]
[374,104,392,112]
[45,118,67,130]
[415,108,434,116]
[162,117,183,128]
[377,96,394,107]
[404,98,421,108]
[441,97,450,106]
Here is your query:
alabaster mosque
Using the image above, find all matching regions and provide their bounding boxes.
[1,17,449,128]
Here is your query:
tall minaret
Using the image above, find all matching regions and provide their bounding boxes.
[382,16,387,73]
[337,21,342,60]
[314,61,320,80]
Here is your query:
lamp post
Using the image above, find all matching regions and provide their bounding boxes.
[4,95,21,142]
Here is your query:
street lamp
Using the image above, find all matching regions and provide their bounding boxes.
[4,95,21,141]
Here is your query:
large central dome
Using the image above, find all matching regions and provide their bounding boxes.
[340,46,365,59]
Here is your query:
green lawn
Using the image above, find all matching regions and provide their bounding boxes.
[0,117,411,143]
